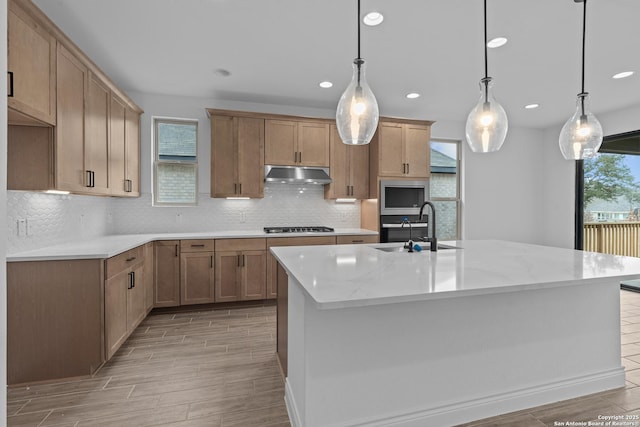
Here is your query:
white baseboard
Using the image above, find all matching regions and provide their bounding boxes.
[285,368,625,427]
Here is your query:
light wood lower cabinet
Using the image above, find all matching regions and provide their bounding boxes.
[180,240,215,305]
[266,236,336,299]
[144,242,154,311]
[105,246,146,360]
[7,259,104,385]
[154,240,181,307]
[215,239,266,302]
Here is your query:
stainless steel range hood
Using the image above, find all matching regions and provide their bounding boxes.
[264,165,332,185]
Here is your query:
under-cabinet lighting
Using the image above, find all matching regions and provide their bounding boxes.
[45,190,70,195]
[226,197,250,200]
[335,198,356,203]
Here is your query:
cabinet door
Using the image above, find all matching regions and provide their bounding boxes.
[215,251,241,302]
[125,106,141,196]
[297,122,330,167]
[265,120,297,166]
[8,0,56,125]
[105,269,129,360]
[377,123,405,177]
[237,117,265,198]
[211,115,237,197]
[109,94,127,196]
[241,250,266,300]
[143,242,154,312]
[56,44,87,192]
[349,143,370,199]
[154,241,180,307]
[181,252,215,305]
[85,72,110,194]
[404,124,430,178]
[127,263,146,332]
[325,125,349,199]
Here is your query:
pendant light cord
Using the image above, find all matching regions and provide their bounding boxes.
[581,0,587,95]
[484,0,488,80]
[357,0,361,60]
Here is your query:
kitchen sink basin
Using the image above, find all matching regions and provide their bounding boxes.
[374,243,461,252]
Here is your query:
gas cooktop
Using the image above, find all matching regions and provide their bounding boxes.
[263,226,335,234]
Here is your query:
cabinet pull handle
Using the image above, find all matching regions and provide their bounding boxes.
[132,271,136,288]
[234,183,237,194]
[127,272,133,289]
[351,186,354,196]
[86,170,92,187]
[242,255,245,267]
[191,244,205,248]
[346,185,350,195]
[298,152,302,163]
[210,255,213,269]
[125,179,132,193]
[239,183,242,194]
[294,152,297,163]
[175,244,178,257]
[126,256,136,262]
[8,71,14,97]
[406,163,409,174]
[237,254,240,267]
[353,239,364,243]
[91,171,95,187]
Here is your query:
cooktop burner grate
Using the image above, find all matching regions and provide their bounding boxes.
[263,226,335,234]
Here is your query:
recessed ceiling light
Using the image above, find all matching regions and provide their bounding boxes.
[613,71,634,79]
[406,93,420,99]
[487,37,508,48]
[524,103,539,109]
[319,81,333,88]
[363,12,384,26]
[214,68,231,77]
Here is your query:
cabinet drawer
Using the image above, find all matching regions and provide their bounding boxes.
[180,239,215,253]
[106,245,144,279]
[336,235,379,245]
[266,236,336,248]
[215,238,266,252]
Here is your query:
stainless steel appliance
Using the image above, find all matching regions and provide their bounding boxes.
[380,215,429,243]
[263,226,334,233]
[379,179,429,215]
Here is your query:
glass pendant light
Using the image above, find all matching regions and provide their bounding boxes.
[558,0,603,160]
[465,0,508,153]
[336,0,379,145]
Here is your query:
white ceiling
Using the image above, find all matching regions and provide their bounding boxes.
[33,0,640,130]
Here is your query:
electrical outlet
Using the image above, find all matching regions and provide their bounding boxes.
[17,219,26,237]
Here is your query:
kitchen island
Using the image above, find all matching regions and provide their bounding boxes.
[271,240,640,427]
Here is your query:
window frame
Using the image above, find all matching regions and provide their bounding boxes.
[152,117,199,207]
[430,138,462,240]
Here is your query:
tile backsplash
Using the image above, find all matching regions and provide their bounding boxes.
[7,184,361,254]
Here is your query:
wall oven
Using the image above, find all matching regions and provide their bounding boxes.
[379,180,429,215]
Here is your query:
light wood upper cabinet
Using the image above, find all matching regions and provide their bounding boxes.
[265,119,330,167]
[215,238,267,302]
[325,125,369,199]
[109,94,127,196]
[56,43,87,193]
[125,106,141,196]
[211,115,264,198]
[370,119,433,185]
[8,0,56,126]
[85,71,110,194]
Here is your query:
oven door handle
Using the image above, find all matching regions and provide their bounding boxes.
[381,223,429,228]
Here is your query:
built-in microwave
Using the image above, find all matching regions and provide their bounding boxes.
[379,179,429,215]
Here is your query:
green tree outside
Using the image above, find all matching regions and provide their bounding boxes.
[584,154,638,207]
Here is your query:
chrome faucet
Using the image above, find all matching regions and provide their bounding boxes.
[418,201,438,251]
[400,216,414,252]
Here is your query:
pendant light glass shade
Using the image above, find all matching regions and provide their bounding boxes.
[558,93,603,160]
[465,78,508,153]
[336,59,379,145]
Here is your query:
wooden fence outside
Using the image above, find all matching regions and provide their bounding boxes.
[584,222,640,257]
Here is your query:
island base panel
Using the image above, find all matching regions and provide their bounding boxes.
[286,278,623,427]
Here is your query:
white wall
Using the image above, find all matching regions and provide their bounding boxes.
[433,119,547,245]
[1,0,8,418]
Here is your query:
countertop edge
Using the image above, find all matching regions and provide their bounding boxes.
[7,229,378,262]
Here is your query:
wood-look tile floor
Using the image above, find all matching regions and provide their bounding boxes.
[7,291,640,427]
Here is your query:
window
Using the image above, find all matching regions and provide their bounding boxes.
[430,139,461,240]
[153,118,198,206]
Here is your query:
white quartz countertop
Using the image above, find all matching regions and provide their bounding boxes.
[7,228,377,262]
[270,240,640,309]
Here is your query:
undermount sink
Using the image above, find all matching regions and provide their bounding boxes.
[374,243,461,252]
